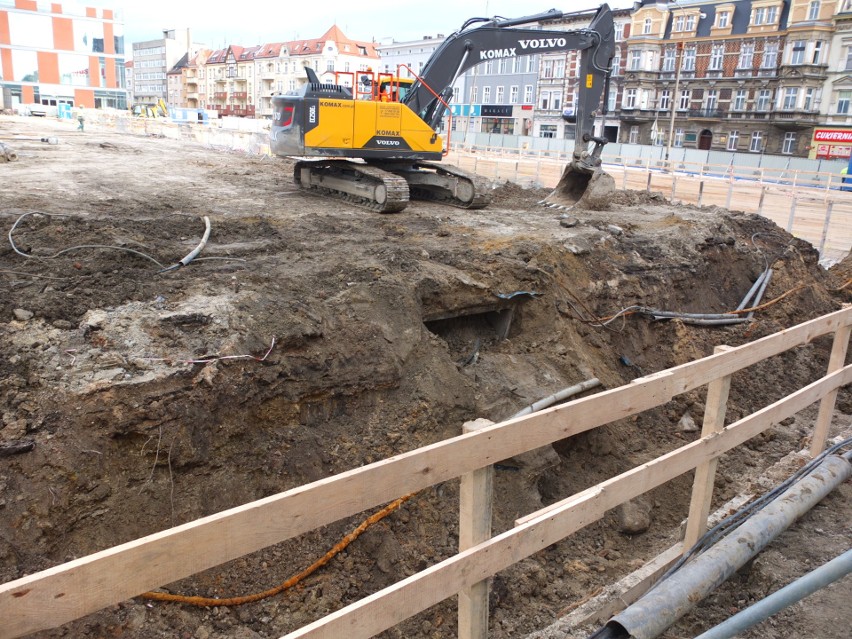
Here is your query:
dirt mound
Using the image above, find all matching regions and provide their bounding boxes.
[1,116,849,639]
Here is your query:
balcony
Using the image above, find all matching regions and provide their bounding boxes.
[213,91,228,101]
[770,110,820,130]
[232,91,248,100]
[233,76,247,83]
[219,105,256,118]
[688,108,724,120]
[619,107,656,122]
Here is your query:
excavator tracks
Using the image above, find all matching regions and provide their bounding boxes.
[399,162,491,210]
[293,160,410,214]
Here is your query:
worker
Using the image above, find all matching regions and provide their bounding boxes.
[76,105,85,132]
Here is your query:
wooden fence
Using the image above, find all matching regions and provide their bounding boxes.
[447,150,852,265]
[1,307,850,639]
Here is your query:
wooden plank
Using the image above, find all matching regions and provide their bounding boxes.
[810,323,852,456]
[458,419,494,639]
[1,309,850,637]
[284,365,852,638]
[683,345,733,549]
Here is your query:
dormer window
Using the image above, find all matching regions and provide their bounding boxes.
[717,11,729,28]
[643,18,651,34]
[808,0,820,20]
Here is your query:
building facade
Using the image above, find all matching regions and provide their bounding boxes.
[131,28,203,105]
[618,0,838,157]
[0,0,127,110]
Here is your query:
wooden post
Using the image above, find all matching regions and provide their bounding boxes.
[725,181,733,209]
[622,162,628,190]
[683,345,734,550]
[646,170,652,192]
[671,175,677,203]
[818,202,834,259]
[757,187,766,216]
[459,418,494,639]
[697,180,704,206]
[810,323,852,457]
[786,198,797,233]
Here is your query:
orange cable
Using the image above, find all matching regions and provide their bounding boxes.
[141,493,414,607]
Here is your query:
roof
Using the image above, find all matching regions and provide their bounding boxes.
[662,0,790,38]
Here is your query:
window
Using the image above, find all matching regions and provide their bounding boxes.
[679,89,690,110]
[526,56,537,73]
[717,11,730,28]
[495,86,504,103]
[625,88,637,108]
[756,89,772,111]
[727,130,739,151]
[663,47,676,72]
[615,23,624,41]
[763,42,779,69]
[611,51,621,75]
[555,59,565,78]
[628,125,639,144]
[326,59,334,72]
[750,131,764,152]
[767,6,778,23]
[682,46,696,71]
[791,41,806,65]
[846,47,852,71]
[524,85,533,103]
[498,58,508,74]
[643,18,652,34]
[608,88,617,111]
[739,43,754,68]
[552,91,561,111]
[482,86,491,103]
[808,1,820,20]
[782,132,797,154]
[540,124,557,138]
[804,88,815,110]
[675,15,685,32]
[705,89,718,111]
[470,86,477,103]
[733,89,747,110]
[754,7,766,24]
[838,90,851,114]
[510,86,518,103]
[686,15,696,31]
[675,128,685,147]
[659,89,671,110]
[782,87,798,109]
[813,41,824,64]
[629,50,641,71]
[709,44,724,71]
[542,59,554,78]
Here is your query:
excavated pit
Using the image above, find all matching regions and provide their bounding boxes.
[1,116,850,639]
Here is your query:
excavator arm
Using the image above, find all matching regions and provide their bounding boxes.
[403,4,615,173]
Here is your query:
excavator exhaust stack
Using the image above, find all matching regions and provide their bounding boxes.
[542,165,616,210]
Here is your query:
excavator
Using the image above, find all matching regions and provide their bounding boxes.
[270,5,615,212]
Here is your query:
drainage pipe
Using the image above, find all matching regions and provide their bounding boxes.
[511,378,601,418]
[600,452,852,639]
[694,547,852,639]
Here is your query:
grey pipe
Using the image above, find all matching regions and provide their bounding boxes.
[604,453,852,639]
[736,269,769,311]
[511,378,601,418]
[674,318,751,327]
[645,310,741,320]
[693,548,852,639]
[746,268,773,320]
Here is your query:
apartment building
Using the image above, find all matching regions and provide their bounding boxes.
[0,0,127,110]
[815,1,852,158]
[132,28,203,104]
[619,0,837,157]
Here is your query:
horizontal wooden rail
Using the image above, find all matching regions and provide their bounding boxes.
[288,365,852,638]
[1,307,850,638]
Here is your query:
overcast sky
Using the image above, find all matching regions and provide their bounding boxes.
[94,0,635,53]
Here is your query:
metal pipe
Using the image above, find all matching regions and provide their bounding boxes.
[693,548,852,639]
[511,378,601,418]
[646,310,741,320]
[602,453,852,639]
[674,318,751,327]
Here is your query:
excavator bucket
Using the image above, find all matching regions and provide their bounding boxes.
[542,165,616,210]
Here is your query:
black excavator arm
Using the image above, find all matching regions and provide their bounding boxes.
[402,4,615,172]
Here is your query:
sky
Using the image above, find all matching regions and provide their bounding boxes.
[93,0,636,54]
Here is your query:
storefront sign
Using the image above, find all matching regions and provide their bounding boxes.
[813,129,852,159]
[814,129,852,143]
[481,105,512,117]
